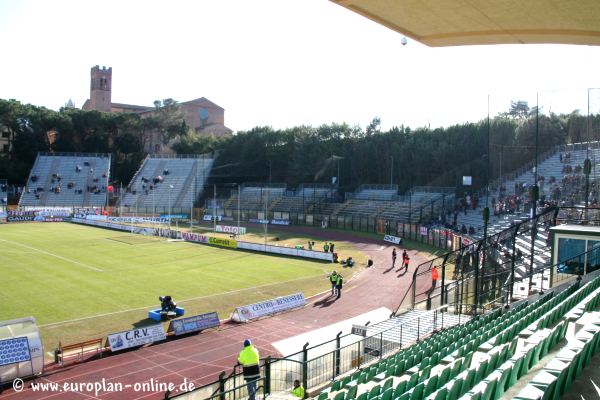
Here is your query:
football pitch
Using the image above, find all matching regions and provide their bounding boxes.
[0,223,345,355]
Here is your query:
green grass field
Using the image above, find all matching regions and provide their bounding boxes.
[0,223,359,357]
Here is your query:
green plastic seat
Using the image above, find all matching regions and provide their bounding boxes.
[419,366,432,384]
[317,392,328,400]
[424,375,438,397]
[495,366,510,399]
[451,359,463,379]
[461,369,476,397]
[333,391,346,400]
[446,377,463,400]
[508,358,523,388]
[394,380,407,398]
[346,385,358,400]
[380,387,393,400]
[369,385,381,399]
[438,366,451,387]
[475,360,488,382]
[382,378,393,392]
[431,388,447,400]
[356,392,368,400]
[481,379,497,400]
[407,372,419,391]
[410,382,425,400]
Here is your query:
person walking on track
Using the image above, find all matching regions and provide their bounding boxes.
[431,265,439,289]
[335,274,344,299]
[402,250,410,273]
[392,248,397,268]
[238,339,260,400]
[329,271,339,296]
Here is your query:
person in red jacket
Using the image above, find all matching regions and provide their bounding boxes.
[402,250,410,273]
[431,266,439,288]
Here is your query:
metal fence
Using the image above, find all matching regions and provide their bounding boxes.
[398,205,600,316]
[166,306,465,399]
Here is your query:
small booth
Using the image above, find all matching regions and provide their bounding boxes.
[550,225,600,278]
[0,317,44,384]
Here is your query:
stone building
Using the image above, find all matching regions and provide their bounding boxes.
[82,65,232,152]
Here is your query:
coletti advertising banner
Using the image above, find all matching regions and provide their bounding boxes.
[215,225,247,235]
[106,325,166,352]
[236,242,333,261]
[231,293,306,322]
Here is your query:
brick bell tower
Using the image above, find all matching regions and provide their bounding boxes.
[89,65,112,112]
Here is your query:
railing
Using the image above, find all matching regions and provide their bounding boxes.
[38,151,111,158]
[148,153,213,159]
[398,205,600,315]
[356,184,399,191]
[168,306,467,399]
[410,186,456,194]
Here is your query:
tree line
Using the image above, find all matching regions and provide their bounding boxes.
[1,98,598,194]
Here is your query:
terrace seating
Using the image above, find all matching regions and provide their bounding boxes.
[19,153,111,207]
[316,273,600,400]
[120,155,213,210]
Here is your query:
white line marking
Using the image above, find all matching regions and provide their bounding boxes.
[38,273,324,327]
[0,239,104,272]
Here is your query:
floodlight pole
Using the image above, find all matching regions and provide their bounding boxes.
[390,156,394,186]
[213,184,217,232]
[528,93,540,293]
[264,190,269,250]
[168,185,173,228]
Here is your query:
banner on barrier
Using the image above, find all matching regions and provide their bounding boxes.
[215,225,246,235]
[168,312,220,336]
[182,232,209,244]
[106,325,166,352]
[203,215,222,222]
[160,214,188,220]
[420,227,428,236]
[7,216,34,222]
[208,236,237,249]
[231,293,306,322]
[236,242,333,261]
[270,219,290,226]
[383,234,402,245]
[249,218,269,224]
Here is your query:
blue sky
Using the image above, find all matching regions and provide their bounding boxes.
[1,0,600,132]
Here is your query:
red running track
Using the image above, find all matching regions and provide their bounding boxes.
[2,227,434,400]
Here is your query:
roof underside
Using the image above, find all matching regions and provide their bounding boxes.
[331,0,600,47]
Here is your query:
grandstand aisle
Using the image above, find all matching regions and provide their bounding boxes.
[3,227,427,400]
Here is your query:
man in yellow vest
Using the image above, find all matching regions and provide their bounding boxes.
[328,271,339,296]
[238,339,260,400]
[291,379,305,398]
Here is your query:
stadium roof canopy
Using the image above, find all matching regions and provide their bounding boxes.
[330,0,600,47]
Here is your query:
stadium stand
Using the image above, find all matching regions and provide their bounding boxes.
[19,153,111,208]
[315,272,600,400]
[120,154,213,210]
[0,179,7,210]
[222,183,286,211]
[270,184,335,213]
